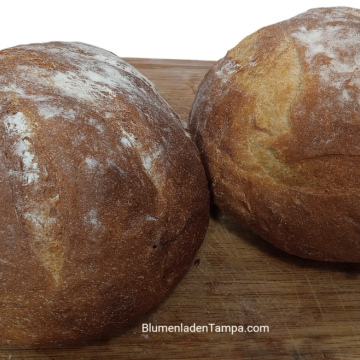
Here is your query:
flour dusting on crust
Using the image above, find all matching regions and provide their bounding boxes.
[290,8,360,98]
[4,112,40,185]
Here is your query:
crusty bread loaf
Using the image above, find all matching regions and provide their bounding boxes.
[0,42,209,346]
[190,7,360,262]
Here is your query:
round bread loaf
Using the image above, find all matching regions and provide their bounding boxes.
[0,42,209,346]
[190,7,360,263]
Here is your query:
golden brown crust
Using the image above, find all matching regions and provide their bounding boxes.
[190,7,360,262]
[0,42,209,346]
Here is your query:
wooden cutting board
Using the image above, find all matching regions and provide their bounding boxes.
[2,58,360,360]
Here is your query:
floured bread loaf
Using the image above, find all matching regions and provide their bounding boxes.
[0,42,209,346]
[190,7,360,262]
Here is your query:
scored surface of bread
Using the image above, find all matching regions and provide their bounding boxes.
[190,7,360,262]
[0,42,209,346]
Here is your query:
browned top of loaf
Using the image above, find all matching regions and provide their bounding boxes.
[0,42,209,346]
[190,7,360,261]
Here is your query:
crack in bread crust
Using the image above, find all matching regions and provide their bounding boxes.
[215,25,304,188]
[3,109,64,285]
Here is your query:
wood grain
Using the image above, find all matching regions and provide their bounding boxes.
[1,58,360,360]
